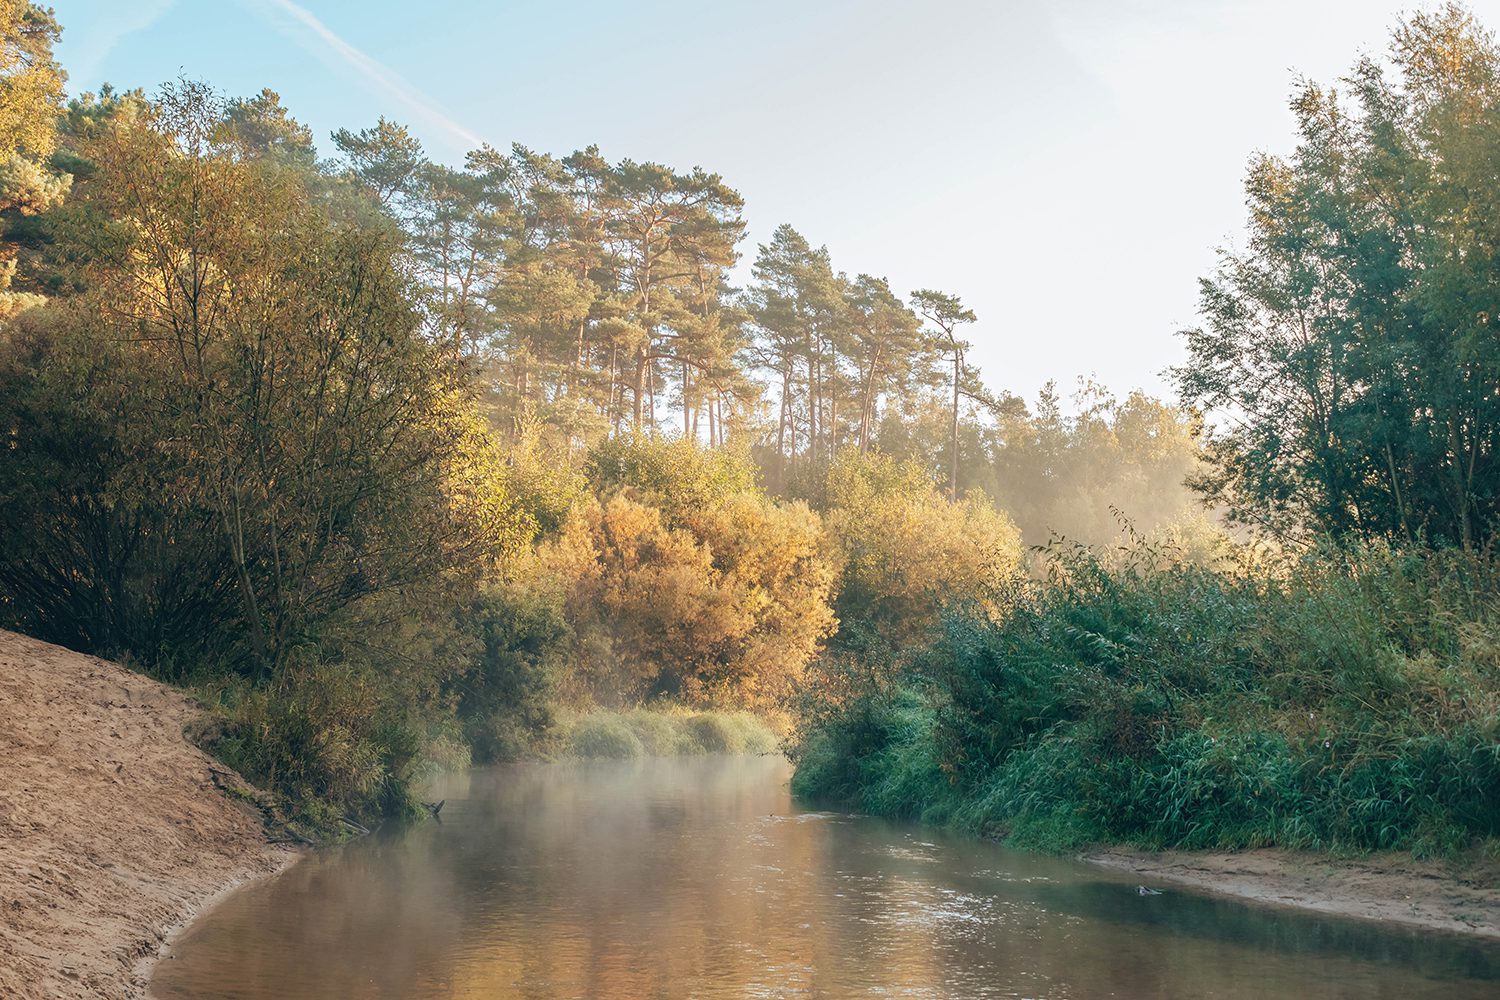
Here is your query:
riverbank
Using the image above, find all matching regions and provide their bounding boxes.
[0,630,296,1000]
[1086,847,1500,939]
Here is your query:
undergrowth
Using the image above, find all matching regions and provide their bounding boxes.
[560,708,779,759]
[791,542,1500,857]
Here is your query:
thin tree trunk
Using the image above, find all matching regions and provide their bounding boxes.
[950,350,960,503]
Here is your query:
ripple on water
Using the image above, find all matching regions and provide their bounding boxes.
[151,755,1500,1000]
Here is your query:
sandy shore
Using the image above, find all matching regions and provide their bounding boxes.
[1086,846,1500,939]
[0,629,297,1000]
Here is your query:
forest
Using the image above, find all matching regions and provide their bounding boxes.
[1,0,1498,860]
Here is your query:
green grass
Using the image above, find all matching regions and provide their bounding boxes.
[791,542,1500,857]
[560,707,779,759]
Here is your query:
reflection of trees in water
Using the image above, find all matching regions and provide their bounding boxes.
[156,757,1500,999]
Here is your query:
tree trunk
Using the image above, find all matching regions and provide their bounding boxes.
[632,348,646,431]
[950,350,960,503]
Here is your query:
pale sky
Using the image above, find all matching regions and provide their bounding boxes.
[49,0,1496,406]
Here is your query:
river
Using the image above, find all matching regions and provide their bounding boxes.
[150,755,1500,998]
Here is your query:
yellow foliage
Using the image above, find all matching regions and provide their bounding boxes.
[541,484,836,709]
[823,452,1024,646]
[0,0,62,163]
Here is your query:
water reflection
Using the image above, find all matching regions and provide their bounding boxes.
[152,755,1500,999]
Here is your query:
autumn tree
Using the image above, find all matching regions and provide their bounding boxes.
[820,451,1023,650]
[538,438,836,707]
[0,0,66,318]
[1,82,526,673]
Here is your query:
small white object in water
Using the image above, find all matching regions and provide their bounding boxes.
[1137,885,1163,896]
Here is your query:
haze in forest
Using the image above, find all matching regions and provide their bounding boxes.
[50,0,1447,405]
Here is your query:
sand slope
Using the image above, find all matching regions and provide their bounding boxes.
[0,630,293,1000]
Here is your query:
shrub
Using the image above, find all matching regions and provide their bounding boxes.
[203,657,433,825]
[821,451,1023,652]
[683,712,739,752]
[545,437,837,709]
[566,715,645,759]
[560,709,780,759]
[452,583,565,763]
[793,542,1500,856]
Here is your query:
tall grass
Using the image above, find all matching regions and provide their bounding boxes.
[196,657,465,830]
[791,542,1500,856]
[561,708,779,759]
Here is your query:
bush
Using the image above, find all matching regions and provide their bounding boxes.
[820,451,1023,652]
[793,542,1500,856]
[451,583,564,763]
[565,715,646,759]
[560,709,780,759]
[683,712,738,752]
[544,437,837,709]
[203,657,435,826]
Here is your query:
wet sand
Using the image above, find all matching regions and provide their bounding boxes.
[0,630,295,1000]
[1088,846,1500,939]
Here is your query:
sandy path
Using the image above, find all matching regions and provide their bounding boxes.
[0,630,296,1000]
[1087,847,1500,939]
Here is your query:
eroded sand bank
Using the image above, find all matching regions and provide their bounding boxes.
[0,630,295,1000]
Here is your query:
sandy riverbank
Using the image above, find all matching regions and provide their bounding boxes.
[0,629,296,1000]
[1087,846,1500,939]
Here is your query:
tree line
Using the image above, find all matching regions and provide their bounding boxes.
[264,109,994,496]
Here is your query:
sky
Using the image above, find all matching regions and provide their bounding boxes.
[47,0,1498,408]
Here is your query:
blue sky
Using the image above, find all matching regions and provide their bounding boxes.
[49,0,1486,406]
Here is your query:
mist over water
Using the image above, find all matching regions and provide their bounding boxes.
[152,756,1500,998]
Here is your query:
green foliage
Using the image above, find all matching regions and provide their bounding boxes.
[203,657,442,824]
[0,81,528,818]
[565,714,646,759]
[502,423,590,539]
[450,584,565,763]
[0,1,67,320]
[794,543,1500,856]
[0,81,530,677]
[586,434,759,517]
[1177,4,1500,547]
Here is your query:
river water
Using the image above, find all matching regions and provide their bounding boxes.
[151,755,1500,998]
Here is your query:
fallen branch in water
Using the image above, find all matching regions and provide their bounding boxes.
[339,816,370,837]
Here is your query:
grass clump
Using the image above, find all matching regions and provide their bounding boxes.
[566,715,646,758]
[560,708,779,759]
[196,656,450,832]
[791,542,1500,857]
